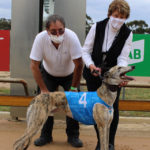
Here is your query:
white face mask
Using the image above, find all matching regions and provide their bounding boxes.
[110,16,126,30]
[50,34,64,44]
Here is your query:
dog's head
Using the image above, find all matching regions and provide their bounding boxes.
[103,66,135,85]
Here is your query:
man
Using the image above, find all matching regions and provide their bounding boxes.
[30,14,83,147]
[82,0,132,150]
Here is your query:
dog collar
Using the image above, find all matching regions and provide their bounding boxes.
[107,84,118,92]
[103,82,118,92]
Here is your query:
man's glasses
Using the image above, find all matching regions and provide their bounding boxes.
[49,28,64,35]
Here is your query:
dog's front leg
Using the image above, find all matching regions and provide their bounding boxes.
[93,104,112,150]
[99,125,109,150]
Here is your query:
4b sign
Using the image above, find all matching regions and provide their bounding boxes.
[127,34,150,77]
[128,40,144,64]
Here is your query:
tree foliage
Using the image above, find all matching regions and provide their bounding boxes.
[86,14,94,35]
[86,17,150,34]
[0,18,11,30]
[126,20,150,34]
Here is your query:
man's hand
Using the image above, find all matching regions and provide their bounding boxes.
[89,64,101,77]
[41,89,49,94]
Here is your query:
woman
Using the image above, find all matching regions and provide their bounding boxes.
[82,0,132,150]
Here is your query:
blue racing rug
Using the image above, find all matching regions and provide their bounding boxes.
[65,91,113,125]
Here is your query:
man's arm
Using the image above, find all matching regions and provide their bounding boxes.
[30,60,48,93]
[71,57,83,89]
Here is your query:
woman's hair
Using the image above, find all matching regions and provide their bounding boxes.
[45,14,66,29]
[108,0,130,18]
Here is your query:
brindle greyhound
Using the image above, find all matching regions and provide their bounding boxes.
[13,65,135,150]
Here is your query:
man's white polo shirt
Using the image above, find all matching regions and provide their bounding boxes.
[30,28,82,77]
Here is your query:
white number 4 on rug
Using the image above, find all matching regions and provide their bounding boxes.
[79,93,87,108]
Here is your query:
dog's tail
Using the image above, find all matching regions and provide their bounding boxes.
[13,127,39,150]
[13,113,48,150]
[13,132,30,150]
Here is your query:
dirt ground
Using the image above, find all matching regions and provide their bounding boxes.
[0,113,150,150]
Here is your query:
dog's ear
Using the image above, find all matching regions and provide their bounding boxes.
[103,71,110,78]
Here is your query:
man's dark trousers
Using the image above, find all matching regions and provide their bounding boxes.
[37,66,79,141]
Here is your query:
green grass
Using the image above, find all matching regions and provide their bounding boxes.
[120,111,150,117]
[120,88,150,100]
[0,88,10,111]
[0,88,10,95]
[120,88,150,117]
[0,106,10,111]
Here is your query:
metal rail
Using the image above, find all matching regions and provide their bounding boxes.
[0,78,29,96]
[0,96,150,111]
[80,81,150,89]
[125,84,150,88]
[0,80,150,111]
[119,100,150,111]
[0,95,33,107]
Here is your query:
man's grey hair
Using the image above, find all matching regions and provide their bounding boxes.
[45,14,66,29]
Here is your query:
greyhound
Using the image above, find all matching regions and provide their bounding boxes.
[13,65,135,150]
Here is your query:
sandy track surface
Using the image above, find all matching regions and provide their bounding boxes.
[0,114,150,150]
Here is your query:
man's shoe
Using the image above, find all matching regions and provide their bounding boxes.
[34,137,53,146]
[68,137,83,147]
[109,144,115,150]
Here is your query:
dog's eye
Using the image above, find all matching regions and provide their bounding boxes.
[118,67,122,70]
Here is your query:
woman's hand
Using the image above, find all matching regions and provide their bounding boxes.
[119,81,128,87]
[89,64,101,77]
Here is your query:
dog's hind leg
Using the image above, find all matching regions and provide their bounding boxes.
[14,95,50,150]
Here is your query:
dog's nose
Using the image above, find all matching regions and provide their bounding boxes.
[132,66,135,69]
